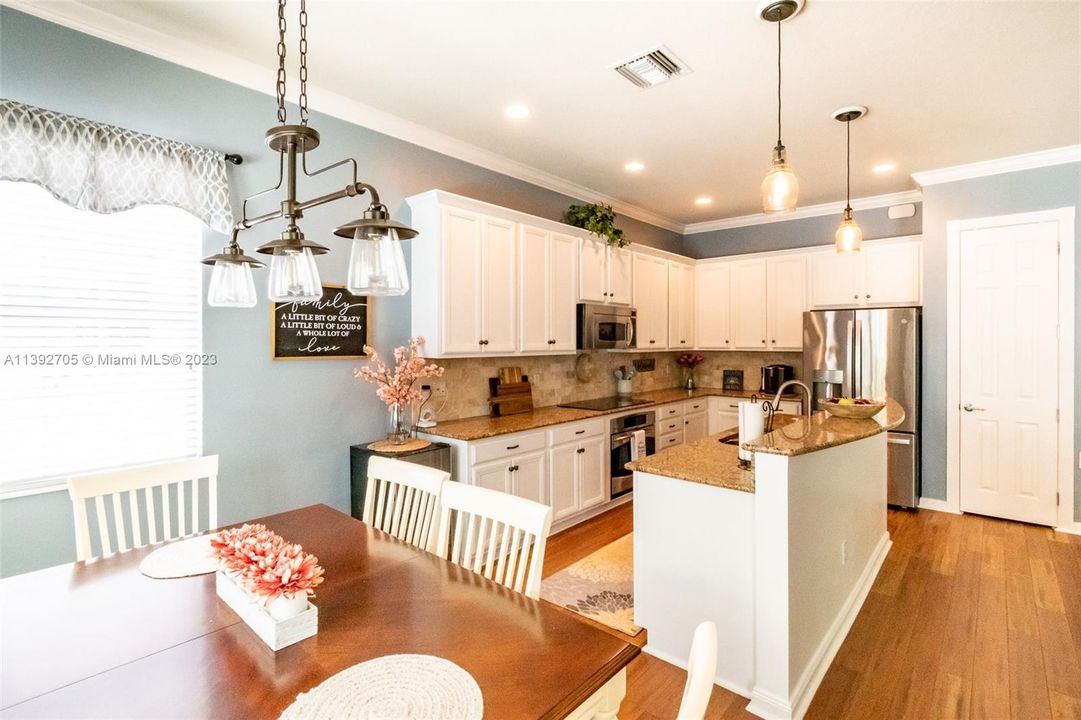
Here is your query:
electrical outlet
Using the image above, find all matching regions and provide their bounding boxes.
[429,382,448,399]
[840,541,847,565]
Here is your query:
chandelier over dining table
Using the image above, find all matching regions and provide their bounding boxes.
[202,0,416,307]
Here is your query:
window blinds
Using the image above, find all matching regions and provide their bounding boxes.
[0,181,204,495]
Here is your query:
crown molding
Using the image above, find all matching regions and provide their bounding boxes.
[2,0,685,234]
[911,145,1081,187]
[682,189,923,235]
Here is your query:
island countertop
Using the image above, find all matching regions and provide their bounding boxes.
[627,399,905,490]
[420,386,801,442]
[743,398,906,457]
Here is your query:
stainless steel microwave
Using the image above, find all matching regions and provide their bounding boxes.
[577,303,637,350]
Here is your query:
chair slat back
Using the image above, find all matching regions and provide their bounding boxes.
[436,482,552,600]
[676,621,718,720]
[67,456,219,562]
[362,457,448,553]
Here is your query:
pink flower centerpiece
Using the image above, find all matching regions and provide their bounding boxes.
[675,352,705,390]
[210,524,324,620]
[355,337,444,444]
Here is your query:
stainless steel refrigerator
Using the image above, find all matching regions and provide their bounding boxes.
[803,308,921,507]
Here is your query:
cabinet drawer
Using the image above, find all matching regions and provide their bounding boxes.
[719,397,745,411]
[471,431,546,465]
[658,403,684,419]
[548,418,606,446]
[657,430,683,450]
[684,399,707,414]
[659,417,683,435]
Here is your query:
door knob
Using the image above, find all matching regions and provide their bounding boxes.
[962,403,986,412]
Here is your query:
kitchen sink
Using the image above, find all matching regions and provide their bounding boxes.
[718,432,741,446]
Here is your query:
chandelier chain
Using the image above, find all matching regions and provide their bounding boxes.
[846,119,851,208]
[776,19,782,147]
[298,0,309,126]
[275,0,287,124]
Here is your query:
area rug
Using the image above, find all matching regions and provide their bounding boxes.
[540,534,642,637]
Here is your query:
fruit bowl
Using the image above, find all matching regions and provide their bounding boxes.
[819,397,886,419]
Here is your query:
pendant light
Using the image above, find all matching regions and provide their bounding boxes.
[833,106,867,253]
[200,0,416,305]
[758,0,803,213]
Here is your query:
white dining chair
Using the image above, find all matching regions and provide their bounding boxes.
[676,621,718,720]
[436,482,553,600]
[67,455,219,562]
[363,456,449,553]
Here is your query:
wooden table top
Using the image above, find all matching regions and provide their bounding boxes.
[0,504,638,719]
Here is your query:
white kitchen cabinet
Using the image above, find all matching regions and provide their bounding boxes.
[684,411,708,442]
[695,263,732,349]
[808,238,922,308]
[579,236,632,305]
[667,262,695,349]
[633,253,669,349]
[440,207,484,354]
[861,241,921,305]
[548,434,607,521]
[766,255,807,350]
[658,430,683,451]
[480,216,518,353]
[472,449,545,504]
[577,435,607,510]
[710,397,742,434]
[729,259,768,350]
[519,225,577,353]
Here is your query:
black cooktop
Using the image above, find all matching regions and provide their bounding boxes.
[558,395,652,412]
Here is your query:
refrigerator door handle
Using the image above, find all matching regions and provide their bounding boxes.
[854,318,863,398]
[845,320,855,398]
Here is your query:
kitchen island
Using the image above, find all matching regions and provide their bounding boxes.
[628,401,905,720]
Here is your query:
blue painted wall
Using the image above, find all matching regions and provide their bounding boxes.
[0,7,680,577]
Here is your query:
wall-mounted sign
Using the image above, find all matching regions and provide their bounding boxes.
[272,285,370,360]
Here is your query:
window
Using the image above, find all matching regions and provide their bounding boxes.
[0,182,204,496]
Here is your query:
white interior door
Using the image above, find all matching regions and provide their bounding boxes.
[958,219,1059,525]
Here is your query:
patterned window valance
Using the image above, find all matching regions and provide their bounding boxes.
[0,99,234,234]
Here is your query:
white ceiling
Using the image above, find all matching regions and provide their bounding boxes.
[17,0,1081,229]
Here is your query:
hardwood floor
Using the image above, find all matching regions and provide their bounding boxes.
[542,502,1081,719]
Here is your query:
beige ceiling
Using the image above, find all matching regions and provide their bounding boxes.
[25,1,1081,227]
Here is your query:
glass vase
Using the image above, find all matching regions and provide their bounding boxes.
[683,369,696,390]
[386,403,412,445]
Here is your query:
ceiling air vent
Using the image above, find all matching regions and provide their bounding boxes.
[612,46,691,89]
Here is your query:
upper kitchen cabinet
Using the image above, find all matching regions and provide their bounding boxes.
[519,225,578,353]
[766,255,807,350]
[579,236,632,305]
[667,261,695,349]
[808,237,922,308]
[695,262,732,349]
[408,191,520,357]
[632,252,668,349]
[729,258,768,350]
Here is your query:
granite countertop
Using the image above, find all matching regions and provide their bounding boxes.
[743,398,906,457]
[625,415,803,493]
[420,386,802,441]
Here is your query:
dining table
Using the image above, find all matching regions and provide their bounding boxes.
[0,504,639,719]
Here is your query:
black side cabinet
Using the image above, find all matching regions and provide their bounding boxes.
[349,441,452,521]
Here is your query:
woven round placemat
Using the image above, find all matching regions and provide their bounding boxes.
[279,654,483,720]
[367,438,432,453]
[138,535,218,579]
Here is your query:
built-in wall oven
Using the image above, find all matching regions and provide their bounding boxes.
[610,410,655,497]
[577,303,637,351]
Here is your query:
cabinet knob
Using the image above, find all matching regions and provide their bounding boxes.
[508,465,519,473]
[547,339,556,345]
[725,340,729,344]
[771,339,776,344]
[576,448,585,454]
[680,340,686,344]
[761,339,766,344]
[854,294,859,300]
[866,294,871,299]
[649,339,656,344]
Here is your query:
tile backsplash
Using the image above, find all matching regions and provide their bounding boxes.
[427,351,802,420]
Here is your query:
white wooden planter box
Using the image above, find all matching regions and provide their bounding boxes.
[215,571,318,651]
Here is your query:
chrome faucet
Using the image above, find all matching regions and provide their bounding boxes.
[772,380,813,419]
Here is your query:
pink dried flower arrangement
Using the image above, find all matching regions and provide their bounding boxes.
[355,336,445,408]
[676,352,705,368]
[210,524,325,602]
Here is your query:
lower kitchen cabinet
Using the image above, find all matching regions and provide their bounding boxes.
[471,449,546,504]
[684,411,709,442]
[548,434,606,522]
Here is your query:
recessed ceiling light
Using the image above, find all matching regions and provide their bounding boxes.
[504,104,530,120]
[873,162,897,174]
[695,196,713,206]
[624,161,645,172]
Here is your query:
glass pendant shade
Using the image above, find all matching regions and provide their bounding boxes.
[268,246,322,302]
[207,260,258,308]
[346,227,409,296]
[761,155,799,213]
[835,210,863,253]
